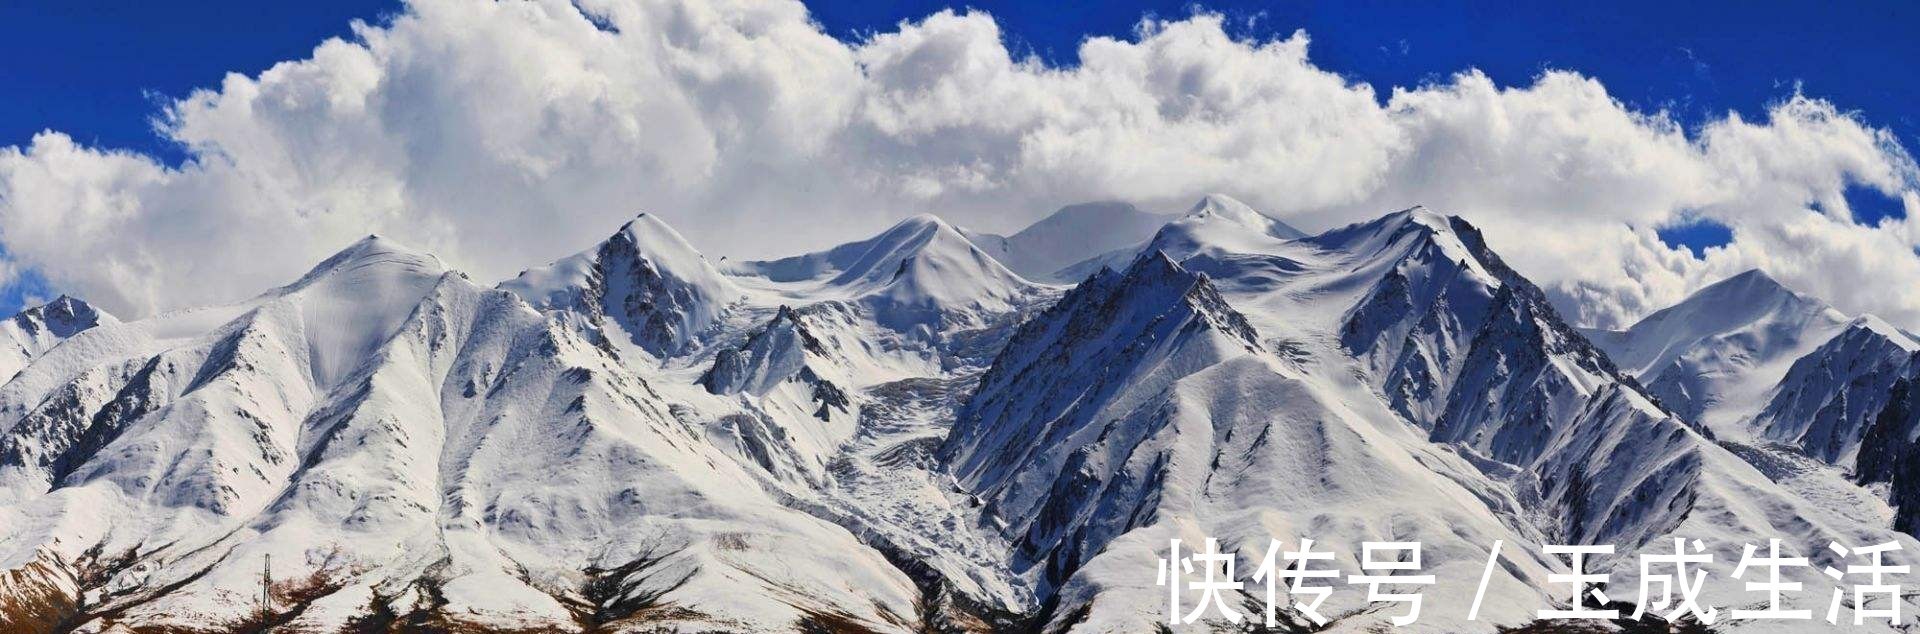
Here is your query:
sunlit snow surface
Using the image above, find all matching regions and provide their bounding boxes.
[2,197,1918,632]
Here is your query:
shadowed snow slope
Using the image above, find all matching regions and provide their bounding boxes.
[1754,316,1920,461]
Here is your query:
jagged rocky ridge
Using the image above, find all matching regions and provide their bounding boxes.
[2,199,1918,633]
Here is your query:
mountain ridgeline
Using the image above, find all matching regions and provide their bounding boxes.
[3,196,1919,633]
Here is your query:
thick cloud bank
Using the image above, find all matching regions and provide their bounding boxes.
[0,0,1915,327]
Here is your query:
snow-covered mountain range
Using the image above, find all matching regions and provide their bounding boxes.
[4,195,1920,633]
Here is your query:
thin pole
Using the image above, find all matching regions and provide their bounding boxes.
[262,553,272,619]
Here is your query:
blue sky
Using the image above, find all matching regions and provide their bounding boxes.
[0,2,399,166]
[0,1,1914,318]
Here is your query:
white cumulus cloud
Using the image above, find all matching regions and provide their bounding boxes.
[0,0,1914,328]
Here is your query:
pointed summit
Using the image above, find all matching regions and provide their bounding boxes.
[942,244,1262,495]
[738,214,992,285]
[1592,268,1844,381]
[1181,193,1303,239]
[278,234,448,295]
[1580,267,1865,433]
[1718,267,1785,289]
[1669,269,1817,320]
[9,295,113,340]
[251,235,456,386]
[611,213,735,291]
[1177,193,1304,237]
[700,305,829,397]
[0,295,117,382]
[1302,205,1464,255]
[502,212,740,357]
[732,214,1038,331]
[1130,195,1307,269]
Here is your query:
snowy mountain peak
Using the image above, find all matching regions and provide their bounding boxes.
[939,247,1266,564]
[1174,193,1306,240]
[1132,195,1306,265]
[1307,205,1463,254]
[1717,267,1787,291]
[894,212,949,231]
[700,304,830,397]
[1119,248,1182,280]
[1670,269,1828,321]
[1582,268,1854,430]
[607,212,735,287]
[831,214,983,286]
[0,295,117,384]
[735,213,983,283]
[1755,312,1920,461]
[501,212,740,357]
[252,235,455,387]
[276,234,448,296]
[1401,204,1451,227]
[1113,249,1207,296]
[1849,313,1918,347]
[1324,210,1680,462]
[1599,269,1839,373]
[732,213,1040,332]
[1030,201,1145,228]
[8,295,112,340]
[278,234,450,289]
[1185,192,1255,218]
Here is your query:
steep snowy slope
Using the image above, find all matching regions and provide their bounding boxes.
[0,236,922,633]
[1584,270,1853,431]
[963,202,1172,283]
[0,296,114,384]
[942,251,1557,632]
[498,212,1058,624]
[501,213,742,358]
